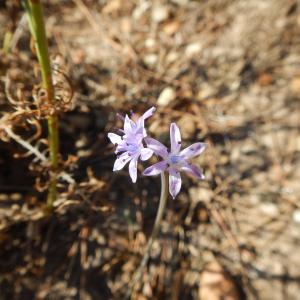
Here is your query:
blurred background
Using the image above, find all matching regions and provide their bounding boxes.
[0,0,300,299]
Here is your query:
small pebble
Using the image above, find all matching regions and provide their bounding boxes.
[145,38,156,48]
[152,5,169,23]
[259,203,279,217]
[293,210,300,223]
[157,87,176,107]
[143,54,158,67]
[186,42,203,57]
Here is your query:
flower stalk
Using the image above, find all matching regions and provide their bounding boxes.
[128,172,169,296]
[23,0,59,209]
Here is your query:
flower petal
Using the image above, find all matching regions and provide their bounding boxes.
[180,163,205,179]
[140,148,153,161]
[137,107,156,136]
[124,114,136,133]
[129,157,138,183]
[145,137,168,158]
[170,123,181,153]
[115,141,127,154]
[113,152,131,171]
[143,161,168,176]
[169,168,182,199]
[180,142,207,159]
[108,133,122,145]
[141,106,156,120]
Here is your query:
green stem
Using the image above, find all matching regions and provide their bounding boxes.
[2,31,13,53]
[128,172,169,297]
[23,0,59,209]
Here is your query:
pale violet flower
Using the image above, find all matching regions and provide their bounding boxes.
[108,107,155,183]
[143,123,206,198]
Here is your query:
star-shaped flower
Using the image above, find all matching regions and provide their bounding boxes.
[143,123,206,198]
[108,107,155,182]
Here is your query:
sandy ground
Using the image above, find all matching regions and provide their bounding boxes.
[1,0,300,299]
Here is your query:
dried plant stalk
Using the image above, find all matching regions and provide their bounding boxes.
[23,0,59,208]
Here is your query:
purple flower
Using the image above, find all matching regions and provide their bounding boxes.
[108,107,156,183]
[143,123,206,199]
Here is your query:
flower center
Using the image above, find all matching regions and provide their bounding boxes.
[169,154,182,165]
[127,143,138,153]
